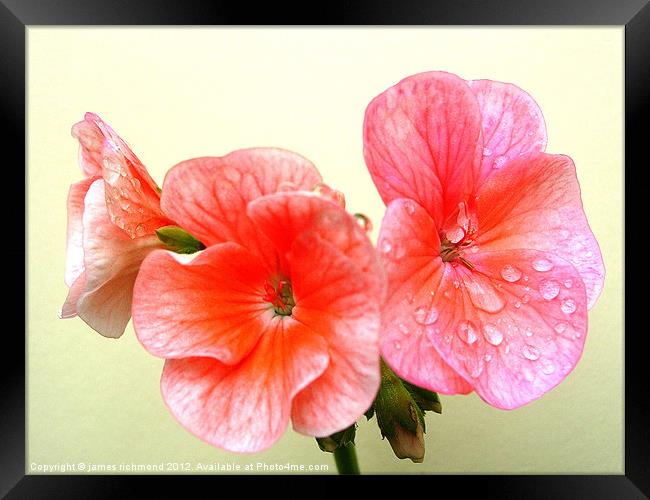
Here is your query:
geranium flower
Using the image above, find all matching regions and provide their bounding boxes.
[132,149,384,452]
[60,113,172,338]
[363,71,605,409]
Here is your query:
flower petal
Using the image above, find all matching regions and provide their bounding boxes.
[288,231,381,436]
[160,319,329,452]
[247,192,385,299]
[75,180,161,338]
[160,148,322,267]
[467,79,547,186]
[421,249,588,409]
[475,153,605,309]
[133,243,271,365]
[73,112,169,238]
[59,271,87,319]
[64,176,97,286]
[377,199,474,395]
[363,71,482,226]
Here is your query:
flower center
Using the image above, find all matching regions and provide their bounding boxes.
[262,278,295,316]
[439,201,478,270]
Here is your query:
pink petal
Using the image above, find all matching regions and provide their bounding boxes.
[467,79,547,187]
[73,112,170,238]
[475,153,605,309]
[363,71,483,227]
[75,180,161,338]
[377,199,474,395]
[133,243,271,365]
[59,271,87,318]
[421,249,588,409]
[64,177,97,286]
[160,148,322,266]
[161,319,329,452]
[247,192,385,299]
[288,231,381,436]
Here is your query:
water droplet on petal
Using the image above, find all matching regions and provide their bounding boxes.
[404,200,416,215]
[493,155,507,169]
[522,345,540,360]
[525,327,533,337]
[453,280,460,289]
[561,298,577,314]
[483,147,493,157]
[393,340,402,350]
[103,159,123,185]
[484,354,492,362]
[541,359,556,375]
[414,306,438,325]
[113,216,125,229]
[563,279,573,288]
[522,294,530,304]
[514,301,522,309]
[135,223,147,237]
[532,258,554,272]
[470,245,479,253]
[500,264,522,282]
[380,239,392,254]
[483,323,503,346]
[398,323,410,335]
[539,279,560,300]
[554,322,568,334]
[458,321,478,344]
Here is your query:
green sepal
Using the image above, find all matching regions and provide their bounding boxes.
[316,423,357,453]
[155,226,206,254]
[401,380,442,414]
[365,405,375,421]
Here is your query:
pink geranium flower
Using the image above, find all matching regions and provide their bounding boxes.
[132,149,384,452]
[363,71,605,409]
[60,113,172,338]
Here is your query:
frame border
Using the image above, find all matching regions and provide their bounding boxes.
[6,0,646,497]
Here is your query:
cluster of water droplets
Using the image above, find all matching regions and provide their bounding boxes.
[102,157,149,238]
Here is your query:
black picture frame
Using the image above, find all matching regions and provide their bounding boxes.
[5,0,646,497]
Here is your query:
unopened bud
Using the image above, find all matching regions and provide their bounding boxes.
[155,226,206,254]
[374,359,426,463]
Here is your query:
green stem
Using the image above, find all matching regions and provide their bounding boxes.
[333,442,360,475]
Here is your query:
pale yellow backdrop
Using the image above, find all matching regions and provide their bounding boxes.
[27,27,623,474]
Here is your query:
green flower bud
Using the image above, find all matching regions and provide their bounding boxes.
[373,359,426,463]
[155,226,206,254]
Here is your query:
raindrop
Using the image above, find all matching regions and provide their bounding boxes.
[483,147,493,157]
[443,334,452,344]
[532,258,554,272]
[470,245,479,253]
[514,301,522,309]
[103,159,122,185]
[404,200,416,215]
[453,280,460,289]
[525,327,533,337]
[393,340,402,350]
[398,323,410,335]
[113,216,125,229]
[414,306,438,325]
[484,354,493,362]
[492,155,507,169]
[500,264,522,283]
[563,279,573,288]
[539,279,560,300]
[135,223,147,237]
[522,345,540,360]
[561,298,577,314]
[541,359,556,375]
[522,294,530,304]
[380,239,392,254]
[554,322,568,334]
[483,324,503,346]
[458,321,478,344]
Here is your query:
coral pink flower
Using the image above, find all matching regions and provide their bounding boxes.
[132,149,383,452]
[61,113,172,338]
[363,71,605,409]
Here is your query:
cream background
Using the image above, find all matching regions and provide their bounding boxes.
[27,27,623,474]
